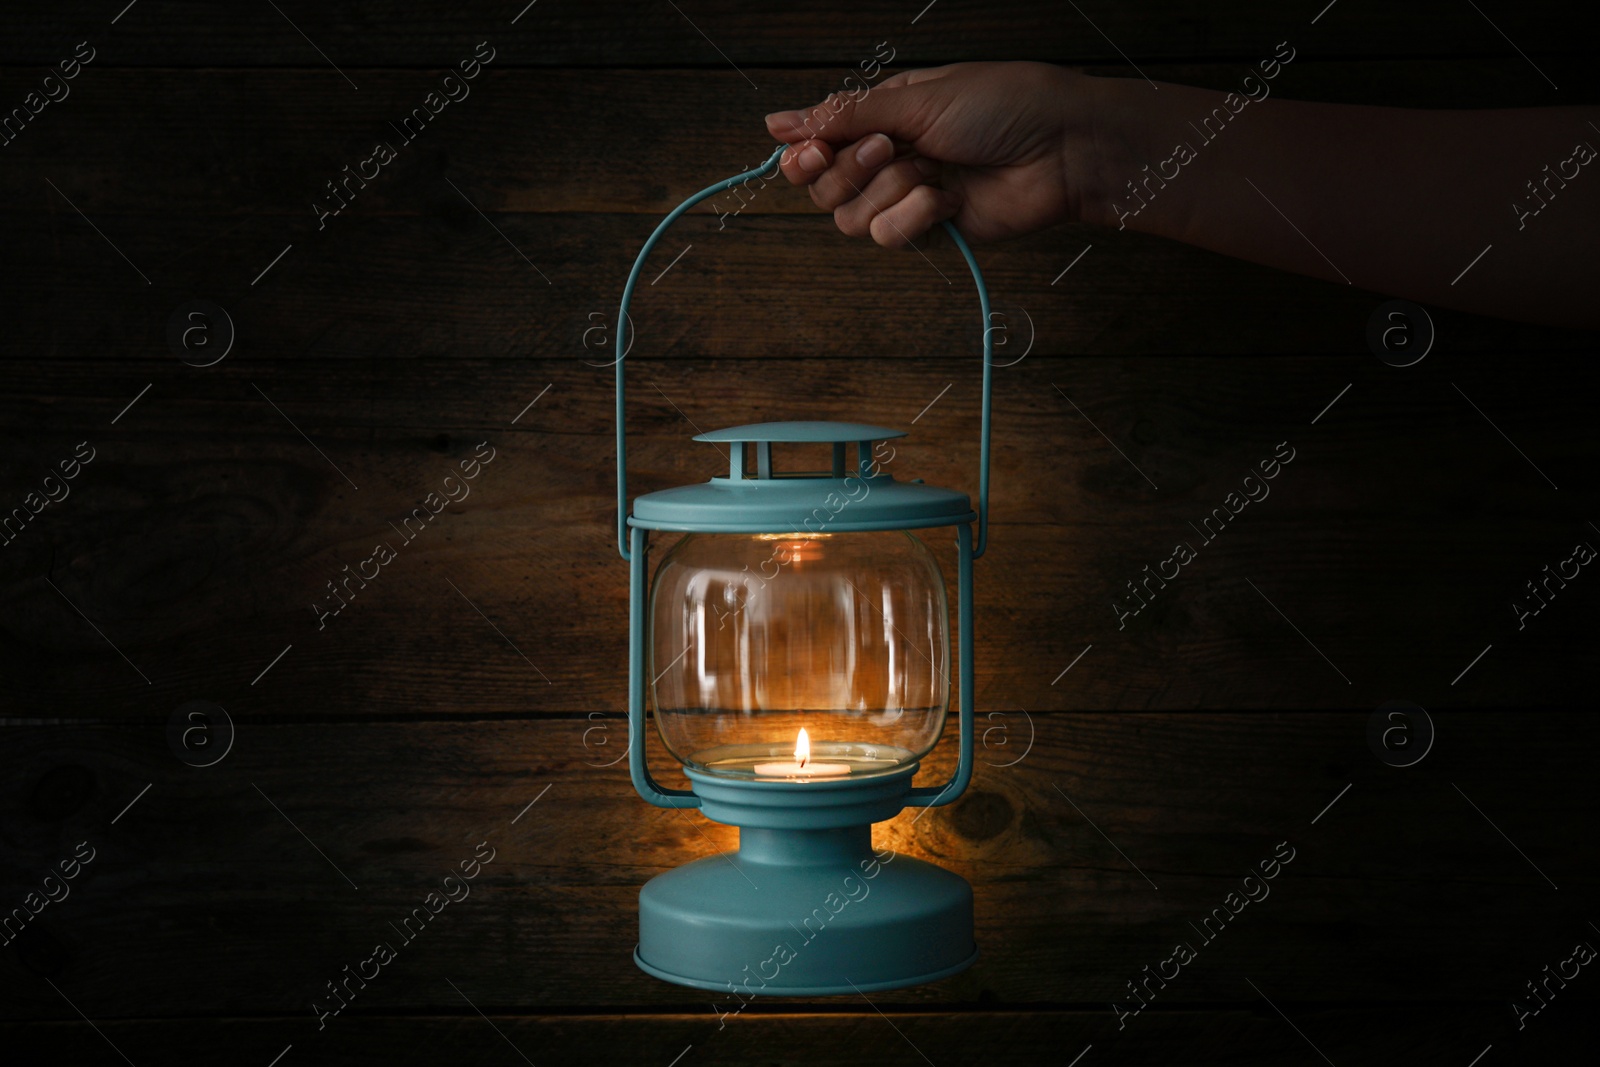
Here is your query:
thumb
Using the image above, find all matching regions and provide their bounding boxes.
[764,81,945,149]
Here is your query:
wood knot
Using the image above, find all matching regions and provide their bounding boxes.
[948,790,1013,843]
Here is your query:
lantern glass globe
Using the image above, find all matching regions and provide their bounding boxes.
[649,530,951,778]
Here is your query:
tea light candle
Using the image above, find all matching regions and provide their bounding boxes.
[753,727,850,778]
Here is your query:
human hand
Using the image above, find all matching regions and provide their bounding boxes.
[764,61,1106,248]
[772,58,1598,327]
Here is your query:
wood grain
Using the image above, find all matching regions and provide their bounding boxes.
[1,355,1594,716]
[0,713,1594,1018]
[3,210,1595,363]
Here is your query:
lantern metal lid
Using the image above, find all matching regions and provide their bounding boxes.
[611,144,997,997]
[630,419,975,533]
[695,420,903,442]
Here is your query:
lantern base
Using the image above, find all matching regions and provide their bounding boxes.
[635,822,976,996]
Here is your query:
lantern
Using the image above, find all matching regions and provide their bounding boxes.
[615,145,994,995]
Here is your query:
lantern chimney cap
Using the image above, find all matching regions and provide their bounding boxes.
[693,420,907,444]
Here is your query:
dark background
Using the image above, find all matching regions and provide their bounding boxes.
[2,1,1598,1064]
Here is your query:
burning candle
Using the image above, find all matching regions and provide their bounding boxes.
[753,727,850,778]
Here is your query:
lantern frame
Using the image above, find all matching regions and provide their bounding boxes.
[613,145,995,994]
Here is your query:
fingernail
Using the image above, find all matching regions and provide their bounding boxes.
[856,133,892,169]
[765,110,797,127]
[798,145,826,172]
[914,156,940,177]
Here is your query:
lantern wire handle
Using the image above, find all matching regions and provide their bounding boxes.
[614,145,994,561]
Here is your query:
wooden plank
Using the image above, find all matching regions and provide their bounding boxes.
[3,1,1597,65]
[2,210,1594,362]
[0,713,1594,1018]
[5,1007,1593,1066]
[1,354,1594,715]
[0,63,1587,221]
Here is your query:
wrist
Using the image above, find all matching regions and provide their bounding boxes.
[1071,73,1150,231]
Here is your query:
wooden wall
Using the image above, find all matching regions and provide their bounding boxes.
[2,2,1597,1063]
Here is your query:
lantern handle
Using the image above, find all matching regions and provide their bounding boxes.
[614,144,994,562]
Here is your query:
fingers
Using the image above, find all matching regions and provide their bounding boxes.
[809,132,897,210]
[765,100,836,144]
[774,132,957,249]
[763,67,961,248]
[764,79,943,153]
[868,184,961,250]
[774,138,835,186]
[833,156,935,237]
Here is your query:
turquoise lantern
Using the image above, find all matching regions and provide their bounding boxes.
[615,145,994,995]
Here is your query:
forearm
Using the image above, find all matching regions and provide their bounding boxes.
[1085,74,1600,328]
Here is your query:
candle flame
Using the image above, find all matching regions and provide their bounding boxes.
[795,727,810,768]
